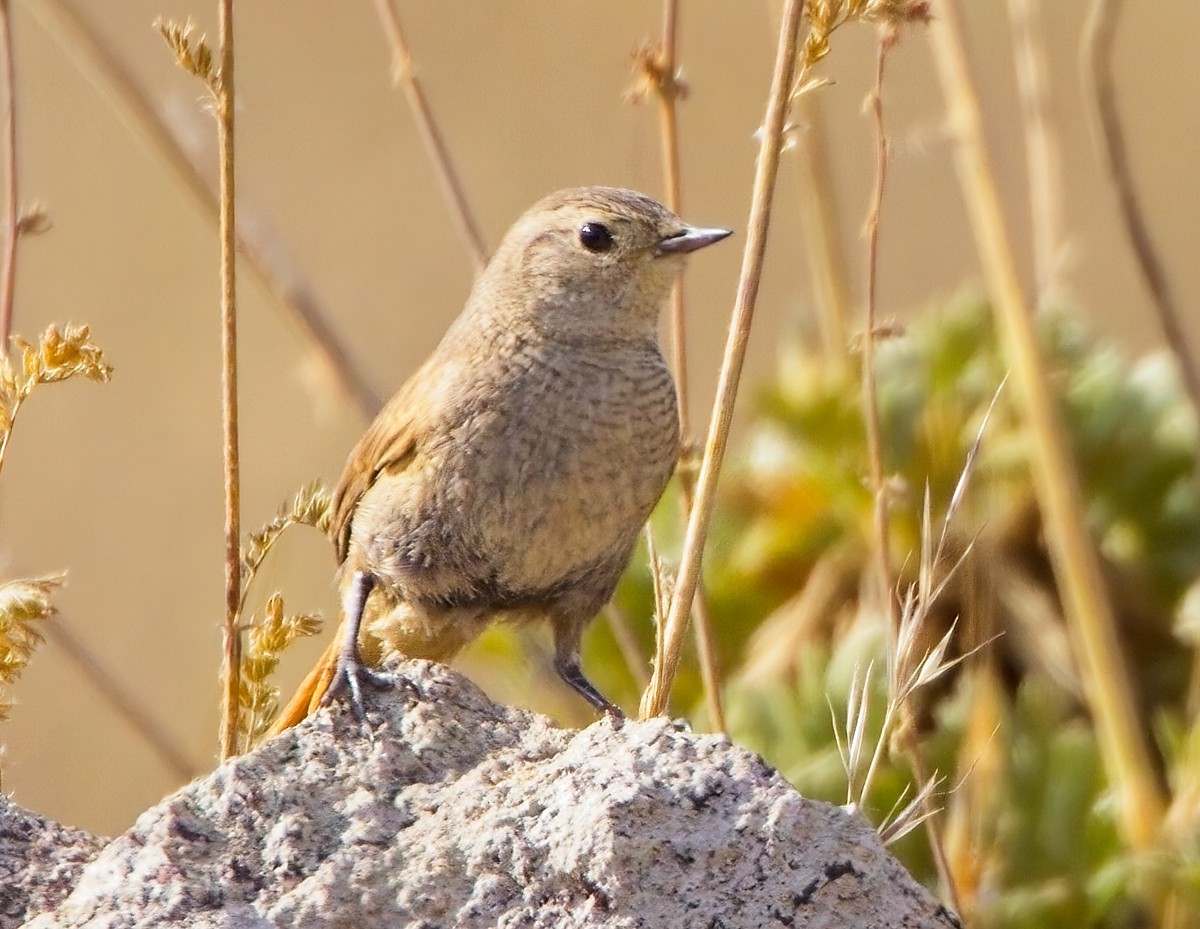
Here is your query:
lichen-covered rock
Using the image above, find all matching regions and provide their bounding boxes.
[21,660,959,928]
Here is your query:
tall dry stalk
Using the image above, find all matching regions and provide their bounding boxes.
[372,0,487,272]
[927,0,1164,853]
[640,0,805,719]
[214,0,241,763]
[862,31,898,652]
[0,0,16,350]
[628,0,726,730]
[793,93,852,364]
[1007,0,1066,303]
[861,28,958,909]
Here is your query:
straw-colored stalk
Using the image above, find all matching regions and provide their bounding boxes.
[214,0,242,764]
[640,0,805,719]
[0,0,16,349]
[927,0,1164,853]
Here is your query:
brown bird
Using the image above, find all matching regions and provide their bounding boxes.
[270,186,730,732]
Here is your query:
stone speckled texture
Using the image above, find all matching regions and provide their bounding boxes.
[18,660,959,928]
[0,795,105,928]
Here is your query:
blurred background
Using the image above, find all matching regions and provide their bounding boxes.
[2,0,1198,838]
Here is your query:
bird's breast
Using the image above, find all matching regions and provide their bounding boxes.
[456,339,679,591]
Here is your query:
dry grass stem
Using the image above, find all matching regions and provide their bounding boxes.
[1006,0,1066,303]
[0,0,16,350]
[371,0,487,272]
[29,0,379,419]
[862,30,899,649]
[629,0,689,435]
[639,0,805,719]
[861,31,957,902]
[1082,0,1200,419]
[878,771,945,846]
[792,93,852,363]
[627,2,726,730]
[207,0,242,764]
[928,0,1164,852]
[45,618,201,780]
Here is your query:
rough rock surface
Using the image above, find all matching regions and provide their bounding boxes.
[0,795,105,928]
[19,660,959,928]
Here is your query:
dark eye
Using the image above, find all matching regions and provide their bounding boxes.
[579,222,614,253]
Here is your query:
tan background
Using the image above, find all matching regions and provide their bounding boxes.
[3,1,1197,835]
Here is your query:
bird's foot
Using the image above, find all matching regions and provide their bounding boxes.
[321,651,397,721]
[556,657,624,719]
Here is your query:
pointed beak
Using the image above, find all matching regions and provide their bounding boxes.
[656,225,733,257]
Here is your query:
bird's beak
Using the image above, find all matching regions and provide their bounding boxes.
[656,225,733,256]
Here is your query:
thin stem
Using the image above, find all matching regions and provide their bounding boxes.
[640,0,805,719]
[1007,0,1065,303]
[794,93,852,364]
[691,592,726,730]
[928,0,1164,852]
[656,0,689,439]
[27,0,381,419]
[371,0,487,272]
[46,619,202,781]
[646,0,726,731]
[1082,0,1200,417]
[863,33,897,651]
[864,34,958,909]
[0,0,16,350]
[216,0,241,763]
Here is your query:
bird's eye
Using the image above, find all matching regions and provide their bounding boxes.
[579,222,614,253]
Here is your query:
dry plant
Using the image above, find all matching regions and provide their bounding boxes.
[0,327,111,743]
[238,594,322,750]
[639,0,928,719]
[627,0,726,731]
[0,0,17,346]
[157,11,243,762]
[0,322,113,473]
[927,0,1164,857]
[0,573,63,727]
[639,0,807,719]
[856,14,961,906]
[1006,0,1067,303]
[235,482,330,751]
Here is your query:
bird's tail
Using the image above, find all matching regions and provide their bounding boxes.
[263,637,341,738]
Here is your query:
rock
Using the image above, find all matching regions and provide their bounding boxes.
[0,795,105,928]
[19,660,959,928]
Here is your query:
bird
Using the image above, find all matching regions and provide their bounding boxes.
[268,186,731,733]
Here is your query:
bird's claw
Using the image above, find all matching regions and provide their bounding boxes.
[322,653,396,720]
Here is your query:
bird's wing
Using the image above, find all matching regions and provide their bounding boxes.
[329,372,427,562]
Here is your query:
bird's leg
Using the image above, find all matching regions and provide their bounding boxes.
[553,618,622,717]
[322,570,395,718]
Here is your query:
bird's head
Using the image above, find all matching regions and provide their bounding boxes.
[479,186,731,342]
